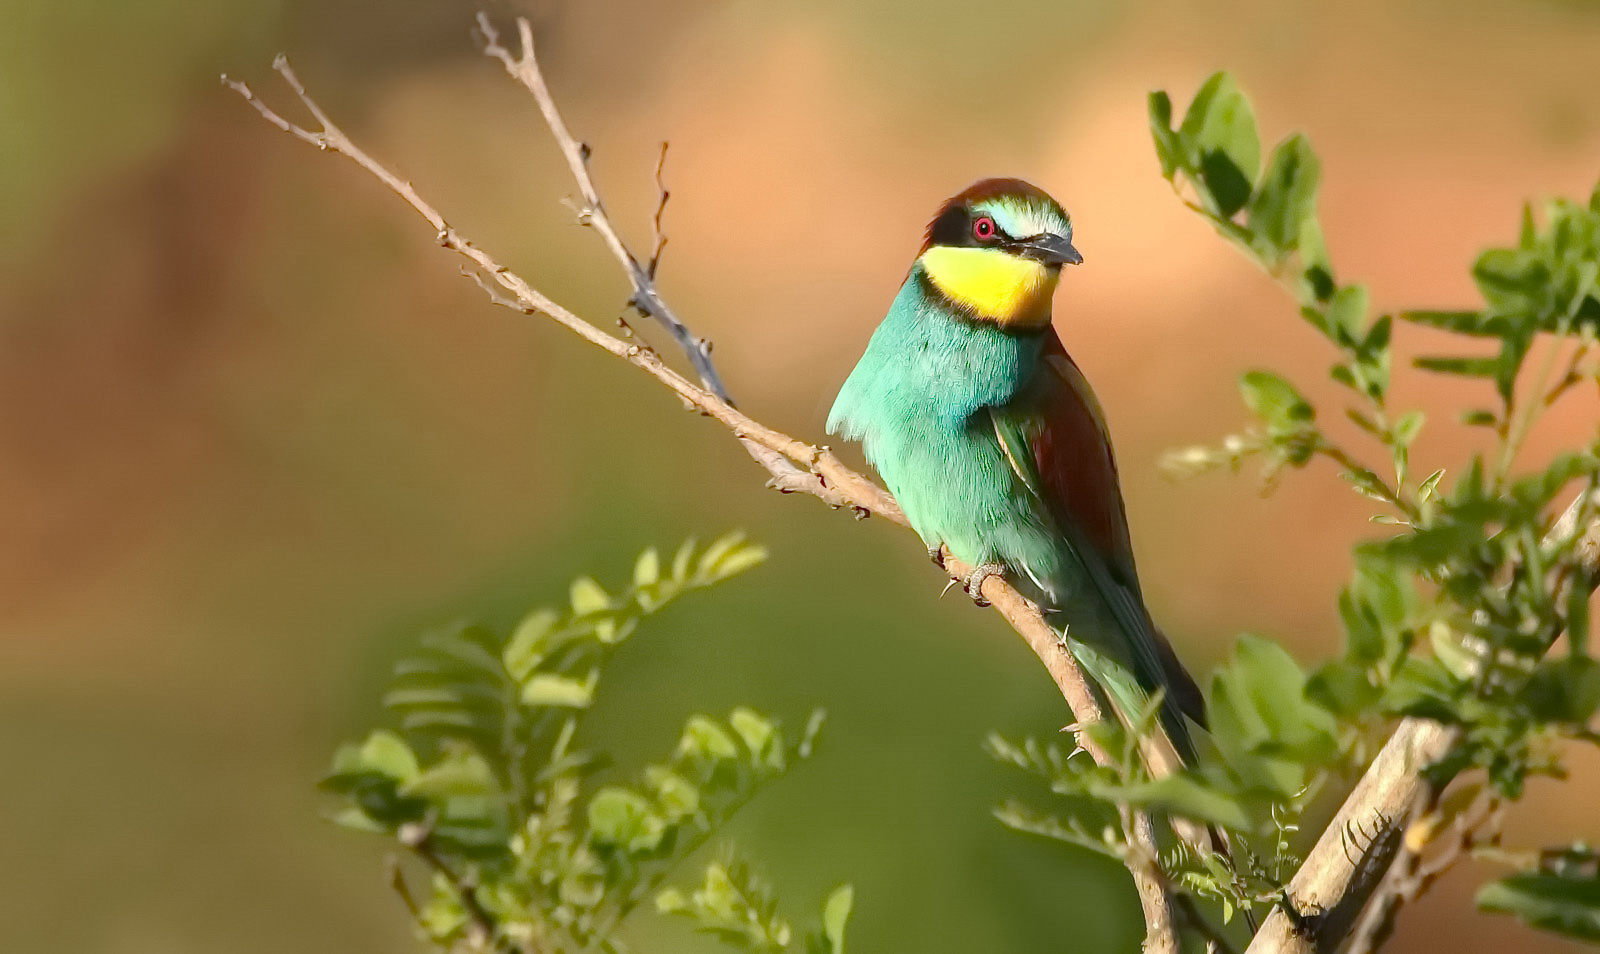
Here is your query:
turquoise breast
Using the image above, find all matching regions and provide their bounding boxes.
[828,270,1067,594]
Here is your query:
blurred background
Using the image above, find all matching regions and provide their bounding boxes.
[3,0,1600,951]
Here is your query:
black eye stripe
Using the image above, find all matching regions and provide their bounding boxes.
[924,204,1027,248]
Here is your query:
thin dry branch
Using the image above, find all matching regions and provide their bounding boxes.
[224,25,1181,954]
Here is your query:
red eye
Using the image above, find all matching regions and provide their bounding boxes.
[972,216,997,241]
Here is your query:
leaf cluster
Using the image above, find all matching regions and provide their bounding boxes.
[1010,73,1600,945]
[324,534,852,954]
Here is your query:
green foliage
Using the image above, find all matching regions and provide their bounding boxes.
[1009,72,1600,944]
[1479,847,1600,943]
[325,533,853,954]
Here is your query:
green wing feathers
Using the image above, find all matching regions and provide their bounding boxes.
[990,332,1205,763]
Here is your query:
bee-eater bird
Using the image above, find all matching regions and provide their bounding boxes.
[827,178,1206,768]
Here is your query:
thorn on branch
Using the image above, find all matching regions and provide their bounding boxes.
[466,269,536,314]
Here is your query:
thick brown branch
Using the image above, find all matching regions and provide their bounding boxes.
[225,31,1182,951]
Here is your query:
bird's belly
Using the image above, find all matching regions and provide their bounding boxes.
[865,416,1065,593]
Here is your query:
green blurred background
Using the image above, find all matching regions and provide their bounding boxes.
[4,0,1600,951]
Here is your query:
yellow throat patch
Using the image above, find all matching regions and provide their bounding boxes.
[919,246,1058,328]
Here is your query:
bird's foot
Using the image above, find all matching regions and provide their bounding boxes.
[927,545,947,569]
[963,562,1006,607]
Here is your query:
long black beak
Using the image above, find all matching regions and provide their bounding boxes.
[1012,233,1083,266]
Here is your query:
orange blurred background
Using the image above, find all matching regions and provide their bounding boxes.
[3,0,1598,951]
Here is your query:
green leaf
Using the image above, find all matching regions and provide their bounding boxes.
[680,714,741,762]
[1512,452,1600,510]
[1568,580,1591,655]
[661,859,793,951]
[1306,659,1381,718]
[1338,588,1385,664]
[698,531,768,582]
[587,786,666,852]
[1429,622,1480,680]
[332,730,420,781]
[1179,72,1261,218]
[322,733,430,829]
[1524,656,1600,725]
[1247,133,1319,256]
[818,884,854,954]
[1415,355,1501,379]
[1148,91,1181,179]
[1094,774,1253,830]
[671,537,698,582]
[1400,309,1502,337]
[521,671,598,708]
[569,576,611,615]
[1473,247,1550,321]
[633,547,661,587]
[644,765,701,820]
[1361,522,1482,568]
[1521,201,1540,248]
[730,707,780,767]
[656,888,688,914]
[1207,634,1337,795]
[1326,285,1370,342]
[1392,410,1425,449]
[1383,656,1460,719]
[1418,468,1446,501]
[503,607,558,682]
[1479,870,1600,942]
[403,746,499,799]
[1299,221,1334,298]
[1239,370,1315,427]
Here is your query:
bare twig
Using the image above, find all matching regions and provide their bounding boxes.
[387,854,424,924]
[473,15,723,400]
[226,25,1184,952]
[223,58,883,518]
[648,141,670,279]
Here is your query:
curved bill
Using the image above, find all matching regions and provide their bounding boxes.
[1012,233,1083,266]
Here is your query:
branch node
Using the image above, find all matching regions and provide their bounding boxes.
[1276,890,1320,936]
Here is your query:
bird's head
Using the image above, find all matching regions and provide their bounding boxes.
[914,178,1080,330]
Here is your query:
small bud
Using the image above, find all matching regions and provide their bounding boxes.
[397,822,428,848]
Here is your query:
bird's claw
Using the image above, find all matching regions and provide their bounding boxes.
[927,545,947,569]
[963,562,1005,607]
